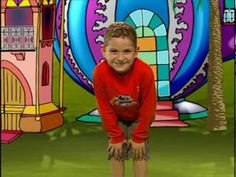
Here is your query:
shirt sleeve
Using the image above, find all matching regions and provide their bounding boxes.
[93,68,125,144]
[131,67,156,143]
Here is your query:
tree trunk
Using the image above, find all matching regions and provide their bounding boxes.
[207,0,227,130]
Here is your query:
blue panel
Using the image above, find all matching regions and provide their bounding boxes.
[156,36,168,50]
[149,15,163,30]
[158,65,169,81]
[142,9,154,26]
[154,24,167,36]
[158,81,170,97]
[130,10,143,27]
[157,50,169,64]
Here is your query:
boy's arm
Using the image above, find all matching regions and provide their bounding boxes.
[93,69,125,144]
[131,67,156,143]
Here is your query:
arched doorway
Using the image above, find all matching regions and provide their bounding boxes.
[125,9,170,100]
[1,68,25,130]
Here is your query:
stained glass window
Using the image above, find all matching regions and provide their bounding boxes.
[125,9,170,99]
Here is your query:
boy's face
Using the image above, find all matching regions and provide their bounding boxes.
[102,37,139,74]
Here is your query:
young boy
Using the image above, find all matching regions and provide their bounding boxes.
[93,22,156,177]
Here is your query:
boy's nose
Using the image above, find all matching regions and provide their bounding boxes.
[117,52,125,59]
[116,57,123,62]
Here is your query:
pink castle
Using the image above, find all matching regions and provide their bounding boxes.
[1,0,64,143]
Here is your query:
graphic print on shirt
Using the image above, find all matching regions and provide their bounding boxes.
[109,95,137,107]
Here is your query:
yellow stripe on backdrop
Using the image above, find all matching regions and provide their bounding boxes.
[19,0,31,7]
[6,0,17,7]
[43,0,53,5]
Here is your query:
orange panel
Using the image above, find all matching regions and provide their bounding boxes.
[150,65,157,81]
[137,37,156,51]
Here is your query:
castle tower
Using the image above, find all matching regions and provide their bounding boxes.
[1,0,64,137]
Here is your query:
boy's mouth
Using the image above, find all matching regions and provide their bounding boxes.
[115,63,127,68]
[114,61,127,65]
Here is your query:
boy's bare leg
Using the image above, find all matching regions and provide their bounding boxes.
[133,160,147,177]
[110,158,125,177]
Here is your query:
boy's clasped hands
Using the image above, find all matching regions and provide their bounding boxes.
[108,139,145,161]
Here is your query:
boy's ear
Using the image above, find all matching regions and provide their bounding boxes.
[101,45,106,56]
[135,46,140,57]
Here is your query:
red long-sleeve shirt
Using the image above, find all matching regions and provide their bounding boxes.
[93,58,156,144]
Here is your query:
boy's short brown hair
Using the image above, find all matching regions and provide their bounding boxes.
[103,22,137,48]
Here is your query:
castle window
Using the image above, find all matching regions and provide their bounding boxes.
[223,9,235,23]
[42,5,54,40]
[5,8,33,26]
[42,62,50,86]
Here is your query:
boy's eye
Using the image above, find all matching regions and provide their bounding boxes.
[109,50,118,53]
[123,50,132,53]
[108,49,134,54]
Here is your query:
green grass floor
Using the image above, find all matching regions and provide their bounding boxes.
[1,59,234,177]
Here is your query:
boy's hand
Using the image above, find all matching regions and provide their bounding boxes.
[128,139,145,160]
[108,139,127,160]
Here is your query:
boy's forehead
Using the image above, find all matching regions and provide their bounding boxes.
[104,44,136,50]
[105,37,136,47]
